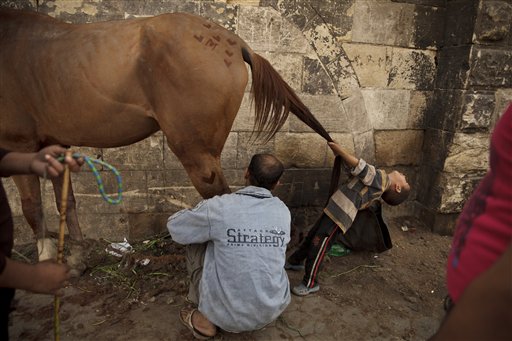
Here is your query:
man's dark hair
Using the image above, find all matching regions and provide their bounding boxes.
[247,154,284,190]
[382,188,410,206]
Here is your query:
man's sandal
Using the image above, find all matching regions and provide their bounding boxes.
[179,308,215,340]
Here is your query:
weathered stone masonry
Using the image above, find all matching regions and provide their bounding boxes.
[1,0,510,243]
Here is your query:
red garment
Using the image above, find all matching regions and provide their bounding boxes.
[447,104,512,303]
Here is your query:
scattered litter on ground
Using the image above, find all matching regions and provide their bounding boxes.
[105,238,133,257]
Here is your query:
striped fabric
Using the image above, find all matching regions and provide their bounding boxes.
[324,159,389,233]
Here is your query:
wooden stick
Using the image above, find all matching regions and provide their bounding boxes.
[54,150,72,341]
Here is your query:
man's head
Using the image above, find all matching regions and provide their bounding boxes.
[382,170,411,206]
[245,154,284,190]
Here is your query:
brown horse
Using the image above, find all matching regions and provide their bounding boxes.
[0,9,336,248]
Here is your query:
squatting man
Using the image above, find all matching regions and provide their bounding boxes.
[167,154,290,339]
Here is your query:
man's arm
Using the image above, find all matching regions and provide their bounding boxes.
[430,245,512,340]
[0,145,82,177]
[167,200,212,245]
[328,142,359,168]
[0,258,70,295]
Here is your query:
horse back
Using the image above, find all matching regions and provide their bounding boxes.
[0,10,248,150]
[137,13,249,122]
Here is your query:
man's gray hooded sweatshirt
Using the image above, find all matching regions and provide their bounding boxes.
[167,186,291,332]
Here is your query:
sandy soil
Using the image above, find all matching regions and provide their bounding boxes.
[9,214,452,341]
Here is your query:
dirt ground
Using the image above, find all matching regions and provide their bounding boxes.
[9,214,452,341]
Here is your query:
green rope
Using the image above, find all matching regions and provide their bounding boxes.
[58,153,122,204]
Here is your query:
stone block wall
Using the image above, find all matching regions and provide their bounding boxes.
[417,0,512,235]
[0,0,509,243]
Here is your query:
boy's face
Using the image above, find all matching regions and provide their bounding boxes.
[390,170,410,192]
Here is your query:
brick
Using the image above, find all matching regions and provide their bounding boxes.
[261,0,317,31]
[444,133,490,173]
[468,47,512,88]
[302,15,346,65]
[374,130,424,166]
[340,90,373,134]
[353,130,375,165]
[274,133,328,168]
[279,168,334,207]
[288,94,349,133]
[413,5,445,48]
[361,90,423,130]
[231,93,260,132]
[438,171,487,213]
[78,213,130,241]
[74,170,147,214]
[326,133,355,167]
[391,0,445,6]
[262,52,304,91]
[494,89,512,121]
[388,48,436,90]
[111,0,200,18]
[13,216,33,245]
[237,6,309,54]
[352,1,415,47]
[426,90,465,132]
[163,141,186,170]
[474,1,512,45]
[221,132,239,169]
[459,92,495,131]
[443,0,478,46]
[1,178,21,216]
[416,166,443,211]
[128,212,169,241]
[343,44,390,88]
[103,133,164,171]
[302,57,337,95]
[409,91,430,128]
[200,2,238,32]
[324,55,360,98]
[435,46,472,90]
[235,132,275,169]
[226,0,260,6]
[147,186,201,213]
[421,129,454,172]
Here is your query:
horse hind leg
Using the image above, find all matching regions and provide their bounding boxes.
[12,174,57,260]
[51,175,83,241]
[51,176,87,276]
[175,150,231,199]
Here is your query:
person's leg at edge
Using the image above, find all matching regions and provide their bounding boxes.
[302,216,339,289]
[186,242,207,305]
[287,214,326,266]
[0,288,15,340]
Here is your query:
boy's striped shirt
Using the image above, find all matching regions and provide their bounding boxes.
[324,159,389,233]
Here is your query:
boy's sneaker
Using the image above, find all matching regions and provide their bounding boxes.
[292,283,320,296]
[284,261,305,271]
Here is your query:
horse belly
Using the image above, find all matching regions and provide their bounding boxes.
[1,18,159,148]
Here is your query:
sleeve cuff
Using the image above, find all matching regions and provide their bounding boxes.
[351,159,367,176]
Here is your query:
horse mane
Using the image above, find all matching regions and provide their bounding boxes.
[242,48,341,199]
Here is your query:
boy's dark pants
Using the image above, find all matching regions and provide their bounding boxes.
[287,213,339,288]
[287,203,391,289]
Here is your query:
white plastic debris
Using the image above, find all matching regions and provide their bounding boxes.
[105,238,133,257]
[401,225,409,232]
[138,258,150,266]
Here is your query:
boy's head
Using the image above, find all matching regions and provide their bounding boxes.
[245,154,284,190]
[382,170,410,206]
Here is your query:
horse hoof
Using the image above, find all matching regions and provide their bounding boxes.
[36,238,57,261]
[66,244,88,276]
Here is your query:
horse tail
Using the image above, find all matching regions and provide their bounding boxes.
[242,47,341,198]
